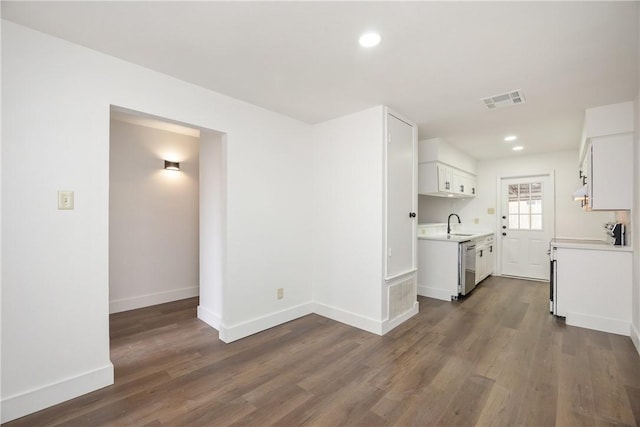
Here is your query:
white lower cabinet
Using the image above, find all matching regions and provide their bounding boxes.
[555,246,631,335]
[417,239,459,301]
[418,234,494,301]
[475,235,494,283]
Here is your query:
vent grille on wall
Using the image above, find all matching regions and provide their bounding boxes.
[388,277,416,320]
[481,89,526,109]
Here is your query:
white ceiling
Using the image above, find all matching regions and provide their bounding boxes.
[2,1,638,160]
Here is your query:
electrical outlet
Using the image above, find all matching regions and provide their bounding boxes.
[474,218,480,224]
[277,288,284,300]
[58,191,74,210]
[487,207,495,215]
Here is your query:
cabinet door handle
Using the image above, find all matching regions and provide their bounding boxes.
[502,225,507,229]
[460,185,464,192]
[502,232,507,236]
[472,188,475,195]
[409,212,416,218]
[490,245,493,253]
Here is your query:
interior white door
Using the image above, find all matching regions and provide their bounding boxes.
[386,113,416,278]
[499,175,553,280]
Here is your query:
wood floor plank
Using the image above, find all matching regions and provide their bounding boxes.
[556,352,597,425]
[6,277,640,427]
[625,384,640,426]
[515,324,562,425]
[588,342,637,425]
[473,383,513,427]
[435,374,495,426]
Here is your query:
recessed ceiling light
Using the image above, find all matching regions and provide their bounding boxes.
[359,32,381,47]
[512,146,524,151]
[504,135,517,142]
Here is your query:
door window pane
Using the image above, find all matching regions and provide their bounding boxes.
[530,199,542,214]
[531,214,542,230]
[506,181,543,230]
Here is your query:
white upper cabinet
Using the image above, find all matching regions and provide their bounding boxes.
[453,169,477,196]
[419,162,476,198]
[580,101,634,161]
[579,101,634,211]
[418,138,477,198]
[584,135,633,210]
[438,163,453,192]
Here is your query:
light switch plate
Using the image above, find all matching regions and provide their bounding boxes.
[58,191,74,210]
[487,207,495,215]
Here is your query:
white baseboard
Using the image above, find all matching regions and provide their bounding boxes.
[218,303,314,343]
[382,301,419,335]
[1,363,114,424]
[313,302,384,335]
[566,311,630,336]
[417,286,454,302]
[197,305,221,330]
[109,286,199,313]
[631,323,640,356]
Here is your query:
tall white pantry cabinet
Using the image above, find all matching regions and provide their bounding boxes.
[311,105,419,335]
[384,111,419,330]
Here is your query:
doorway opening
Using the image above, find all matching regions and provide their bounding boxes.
[108,105,226,376]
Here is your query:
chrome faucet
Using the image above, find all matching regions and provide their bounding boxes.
[447,213,461,235]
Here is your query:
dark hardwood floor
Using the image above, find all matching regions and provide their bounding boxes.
[6,276,640,426]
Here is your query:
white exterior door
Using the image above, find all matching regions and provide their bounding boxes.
[499,175,554,280]
[386,113,416,278]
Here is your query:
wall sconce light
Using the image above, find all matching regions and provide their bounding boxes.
[164,160,180,171]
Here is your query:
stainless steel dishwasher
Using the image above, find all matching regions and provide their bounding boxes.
[459,241,477,296]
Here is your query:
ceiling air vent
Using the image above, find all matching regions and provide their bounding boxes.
[481,89,526,109]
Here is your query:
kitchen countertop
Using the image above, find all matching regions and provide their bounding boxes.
[417,231,493,243]
[550,238,632,252]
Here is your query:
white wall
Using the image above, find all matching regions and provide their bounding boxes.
[0,16,3,423]
[311,106,385,330]
[633,7,640,355]
[632,90,640,353]
[418,137,477,174]
[418,194,471,224]
[1,21,313,422]
[109,119,200,313]
[459,150,613,239]
[198,131,225,330]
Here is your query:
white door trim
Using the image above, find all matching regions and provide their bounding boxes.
[494,170,556,277]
